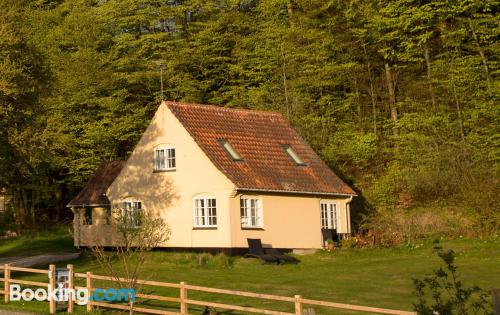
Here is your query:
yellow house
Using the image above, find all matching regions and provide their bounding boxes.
[68,101,356,251]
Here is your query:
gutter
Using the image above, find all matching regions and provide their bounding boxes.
[345,195,354,234]
[237,188,357,197]
[66,203,111,208]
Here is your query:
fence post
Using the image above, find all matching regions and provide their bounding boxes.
[180,281,188,314]
[492,288,500,315]
[86,272,93,312]
[67,264,74,313]
[4,264,10,304]
[295,295,302,315]
[49,264,56,314]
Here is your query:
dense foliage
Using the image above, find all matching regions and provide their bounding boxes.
[0,0,498,240]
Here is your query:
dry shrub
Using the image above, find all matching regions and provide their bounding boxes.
[360,207,478,247]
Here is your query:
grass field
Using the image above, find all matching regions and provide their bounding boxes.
[0,232,498,314]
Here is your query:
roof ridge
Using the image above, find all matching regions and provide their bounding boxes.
[163,100,283,117]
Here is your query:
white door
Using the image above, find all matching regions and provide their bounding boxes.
[320,201,340,230]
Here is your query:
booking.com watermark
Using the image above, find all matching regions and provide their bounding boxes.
[9,284,135,305]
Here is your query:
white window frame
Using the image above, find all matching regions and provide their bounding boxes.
[240,197,263,228]
[121,201,142,228]
[320,201,340,230]
[154,146,176,171]
[193,197,217,228]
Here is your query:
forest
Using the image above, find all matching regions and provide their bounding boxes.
[0,0,498,244]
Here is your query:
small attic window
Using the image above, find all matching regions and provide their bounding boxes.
[218,139,242,161]
[283,145,305,165]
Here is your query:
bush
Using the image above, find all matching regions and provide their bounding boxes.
[413,242,492,315]
[361,207,477,247]
[341,237,358,249]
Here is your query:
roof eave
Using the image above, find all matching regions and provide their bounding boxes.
[236,188,357,197]
[66,203,111,208]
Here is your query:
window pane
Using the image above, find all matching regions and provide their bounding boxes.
[156,149,166,169]
[194,198,217,227]
[164,148,175,169]
[155,150,160,169]
[284,146,304,165]
[84,207,92,225]
[105,207,111,225]
[241,198,261,228]
[220,140,242,160]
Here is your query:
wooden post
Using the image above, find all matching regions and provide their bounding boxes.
[49,264,56,314]
[67,264,74,313]
[86,272,93,312]
[492,288,500,315]
[4,264,10,304]
[180,281,188,314]
[295,295,302,315]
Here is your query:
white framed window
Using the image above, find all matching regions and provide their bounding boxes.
[154,146,176,171]
[121,201,142,228]
[193,197,217,228]
[320,201,340,230]
[240,197,263,228]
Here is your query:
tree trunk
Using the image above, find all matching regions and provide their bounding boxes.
[353,77,364,132]
[21,187,29,227]
[363,45,378,136]
[384,62,398,135]
[424,47,436,107]
[280,45,290,118]
[369,77,378,136]
[287,0,293,17]
[469,21,491,91]
[453,84,466,142]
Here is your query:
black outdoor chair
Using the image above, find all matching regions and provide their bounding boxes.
[246,238,279,264]
[246,238,299,264]
[264,247,300,264]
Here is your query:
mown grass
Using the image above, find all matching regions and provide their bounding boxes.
[0,233,498,314]
[0,229,74,258]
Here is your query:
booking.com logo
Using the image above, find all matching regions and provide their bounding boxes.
[9,284,135,305]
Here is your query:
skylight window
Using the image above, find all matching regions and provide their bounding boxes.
[284,145,305,165]
[218,139,242,161]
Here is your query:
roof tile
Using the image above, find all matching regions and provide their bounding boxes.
[67,161,125,206]
[166,101,356,196]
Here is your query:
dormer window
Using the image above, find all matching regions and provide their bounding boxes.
[218,139,242,161]
[154,146,176,171]
[283,145,305,165]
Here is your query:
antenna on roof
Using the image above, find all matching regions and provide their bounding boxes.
[154,60,166,100]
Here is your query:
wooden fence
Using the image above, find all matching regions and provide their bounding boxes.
[0,264,416,315]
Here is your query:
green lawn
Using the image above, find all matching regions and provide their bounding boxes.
[0,229,75,258]
[0,233,498,315]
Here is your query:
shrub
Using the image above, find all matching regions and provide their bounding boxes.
[341,237,358,249]
[361,207,476,247]
[413,242,492,315]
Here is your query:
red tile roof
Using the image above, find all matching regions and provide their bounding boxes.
[67,161,125,206]
[166,101,356,196]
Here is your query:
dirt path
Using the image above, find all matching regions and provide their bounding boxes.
[0,310,37,315]
[0,253,80,271]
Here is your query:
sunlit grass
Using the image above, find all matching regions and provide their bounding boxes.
[0,233,498,314]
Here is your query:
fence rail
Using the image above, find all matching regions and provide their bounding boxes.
[0,263,417,315]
